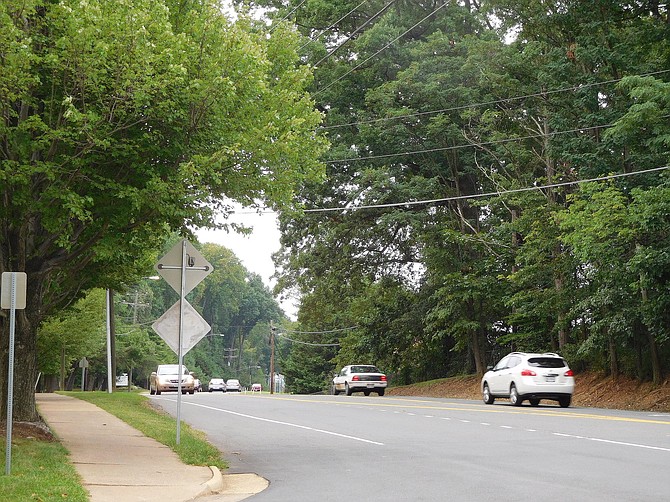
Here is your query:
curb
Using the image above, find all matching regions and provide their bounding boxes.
[197,466,225,497]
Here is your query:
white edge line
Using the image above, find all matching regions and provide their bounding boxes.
[553,432,670,452]
[184,400,385,446]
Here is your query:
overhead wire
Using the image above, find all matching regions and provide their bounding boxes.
[319,69,670,131]
[314,1,450,96]
[312,0,397,68]
[282,326,358,334]
[232,166,670,215]
[269,0,309,33]
[299,0,370,52]
[299,166,670,213]
[277,333,341,347]
[325,119,631,164]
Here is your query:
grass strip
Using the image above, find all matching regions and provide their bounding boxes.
[0,435,89,501]
[65,390,227,468]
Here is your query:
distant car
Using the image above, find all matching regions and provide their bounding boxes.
[481,352,575,407]
[226,379,241,392]
[150,364,195,395]
[208,378,226,392]
[251,383,262,392]
[332,365,387,396]
[193,379,202,392]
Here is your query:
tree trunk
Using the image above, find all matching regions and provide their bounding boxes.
[637,243,662,384]
[608,334,619,380]
[471,329,485,375]
[0,309,39,422]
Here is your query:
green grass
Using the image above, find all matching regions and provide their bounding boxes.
[65,390,227,468]
[0,436,89,501]
[1,390,228,501]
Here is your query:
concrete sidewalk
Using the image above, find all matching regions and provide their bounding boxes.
[36,393,268,502]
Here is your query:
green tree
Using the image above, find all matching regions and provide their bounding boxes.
[1,0,327,421]
[260,0,670,388]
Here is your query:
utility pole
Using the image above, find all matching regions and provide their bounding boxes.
[269,321,276,394]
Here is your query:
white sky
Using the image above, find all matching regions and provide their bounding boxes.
[195,209,299,320]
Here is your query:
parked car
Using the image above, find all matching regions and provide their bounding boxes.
[150,364,195,395]
[208,378,226,392]
[193,378,202,392]
[225,379,241,392]
[251,383,262,392]
[481,352,575,407]
[332,365,387,396]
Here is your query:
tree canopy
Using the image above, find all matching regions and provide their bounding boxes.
[0,0,327,421]
[261,0,670,392]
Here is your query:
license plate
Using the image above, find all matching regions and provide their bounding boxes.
[367,383,374,388]
[545,376,555,383]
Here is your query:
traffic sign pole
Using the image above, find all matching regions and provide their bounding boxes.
[153,239,213,445]
[3,272,27,476]
[176,240,187,444]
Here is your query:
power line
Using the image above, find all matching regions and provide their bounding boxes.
[299,0,370,51]
[299,166,670,213]
[313,0,396,68]
[315,2,450,96]
[232,166,670,215]
[277,333,341,347]
[325,116,670,164]
[283,326,358,334]
[320,69,670,131]
[270,0,309,32]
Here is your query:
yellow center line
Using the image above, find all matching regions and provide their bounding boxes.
[243,394,670,425]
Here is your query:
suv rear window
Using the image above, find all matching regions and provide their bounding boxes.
[527,357,566,368]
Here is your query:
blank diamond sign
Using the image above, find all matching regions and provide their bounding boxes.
[152,300,211,355]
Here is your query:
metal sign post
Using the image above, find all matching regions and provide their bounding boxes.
[2,272,27,476]
[153,240,213,444]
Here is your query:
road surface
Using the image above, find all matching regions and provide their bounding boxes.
[150,392,670,501]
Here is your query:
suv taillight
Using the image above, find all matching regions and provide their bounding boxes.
[520,369,536,376]
[564,369,574,377]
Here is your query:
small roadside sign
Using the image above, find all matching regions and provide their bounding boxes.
[152,299,211,355]
[1,272,27,310]
[155,239,213,296]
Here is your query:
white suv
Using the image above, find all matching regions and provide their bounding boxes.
[481,352,574,407]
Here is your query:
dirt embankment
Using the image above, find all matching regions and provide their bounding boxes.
[387,371,670,413]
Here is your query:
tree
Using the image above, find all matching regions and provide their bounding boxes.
[257,0,670,388]
[1,0,327,421]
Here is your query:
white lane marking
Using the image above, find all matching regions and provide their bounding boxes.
[424,415,434,418]
[525,429,537,432]
[500,425,513,429]
[553,433,670,452]
[184,401,385,446]
[481,423,491,426]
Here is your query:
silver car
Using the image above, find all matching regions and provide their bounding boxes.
[208,378,226,392]
[150,364,195,395]
[332,365,387,396]
[481,352,575,407]
[225,379,241,392]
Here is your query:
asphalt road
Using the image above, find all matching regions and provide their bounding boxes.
[150,392,670,501]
